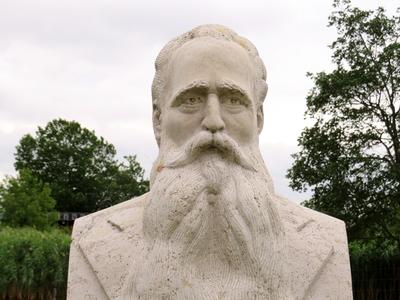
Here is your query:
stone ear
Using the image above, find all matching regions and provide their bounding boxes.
[257,105,264,134]
[152,104,161,146]
[256,81,267,134]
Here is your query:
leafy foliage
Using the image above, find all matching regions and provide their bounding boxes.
[0,227,70,299]
[349,239,400,300]
[0,169,58,229]
[96,155,149,210]
[14,119,149,213]
[287,0,400,248]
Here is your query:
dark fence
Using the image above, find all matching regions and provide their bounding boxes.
[352,255,400,300]
[0,287,65,300]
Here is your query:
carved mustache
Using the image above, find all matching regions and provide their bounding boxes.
[165,131,257,171]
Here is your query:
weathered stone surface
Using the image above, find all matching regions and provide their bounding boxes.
[67,24,352,300]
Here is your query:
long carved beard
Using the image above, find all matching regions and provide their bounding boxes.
[126,132,290,299]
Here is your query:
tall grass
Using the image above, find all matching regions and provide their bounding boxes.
[0,227,71,300]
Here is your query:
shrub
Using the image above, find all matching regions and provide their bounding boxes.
[0,227,71,299]
[0,169,58,230]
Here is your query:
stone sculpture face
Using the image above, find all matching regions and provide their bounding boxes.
[136,29,291,299]
[159,37,261,149]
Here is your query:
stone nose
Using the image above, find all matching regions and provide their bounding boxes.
[201,94,225,133]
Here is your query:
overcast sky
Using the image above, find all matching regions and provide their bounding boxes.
[1,0,398,203]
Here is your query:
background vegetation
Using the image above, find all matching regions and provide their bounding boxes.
[287,0,400,298]
[0,169,58,230]
[15,118,149,212]
[0,228,70,300]
[0,119,149,299]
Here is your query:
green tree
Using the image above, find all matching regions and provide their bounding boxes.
[0,169,58,229]
[15,119,148,213]
[97,155,149,210]
[287,0,400,248]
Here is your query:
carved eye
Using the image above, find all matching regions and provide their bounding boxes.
[176,94,205,113]
[183,96,203,105]
[221,92,248,113]
[222,95,246,107]
[228,97,241,105]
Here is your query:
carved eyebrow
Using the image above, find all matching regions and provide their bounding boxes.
[170,80,252,106]
[171,81,209,102]
[217,82,251,103]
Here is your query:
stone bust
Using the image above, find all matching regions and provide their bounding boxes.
[67,25,352,300]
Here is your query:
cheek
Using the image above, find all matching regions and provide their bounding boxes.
[162,110,203,146]
[222,111,257,144]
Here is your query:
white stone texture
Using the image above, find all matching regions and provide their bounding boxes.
[67,25,353,300]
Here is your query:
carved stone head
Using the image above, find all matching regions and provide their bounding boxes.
[136,25,289,299]
[151,24,268,149]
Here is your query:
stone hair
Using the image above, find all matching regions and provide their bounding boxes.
[151,24,268,111]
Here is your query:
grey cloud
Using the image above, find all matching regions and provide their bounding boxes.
[0,0,393,201]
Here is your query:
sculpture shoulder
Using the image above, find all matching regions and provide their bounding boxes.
[69,194,149,299]
[275,195,353,299]
[71,192,149,242]
[275,194,346,236]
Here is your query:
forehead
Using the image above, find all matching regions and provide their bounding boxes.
[163,37,256,102]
